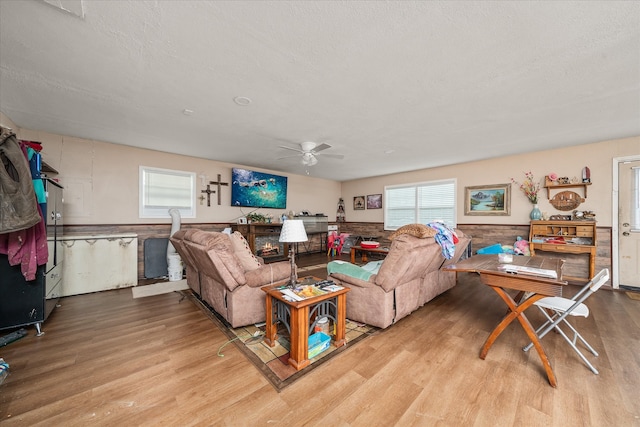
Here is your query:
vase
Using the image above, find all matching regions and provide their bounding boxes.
[530,204,542,220]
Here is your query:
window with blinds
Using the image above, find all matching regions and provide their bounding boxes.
[139,166,196,218]
[384,179,456,230]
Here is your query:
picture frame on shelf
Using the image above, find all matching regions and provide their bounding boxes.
[366,194,382,209]
[353,196,365,210]
[464,183,511,216]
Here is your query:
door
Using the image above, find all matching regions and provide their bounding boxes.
[618,159,640,288]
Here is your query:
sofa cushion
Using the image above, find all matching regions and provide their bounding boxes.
[230,231,262,271]
[388,223,436,240]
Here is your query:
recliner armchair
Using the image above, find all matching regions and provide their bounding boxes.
[328,230,470,329]
[170,229,292,327]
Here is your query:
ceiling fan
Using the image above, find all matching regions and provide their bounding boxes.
[277,141,344,166]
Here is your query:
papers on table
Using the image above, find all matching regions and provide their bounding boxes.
[278,282,345,301]
[281,289,305,301]
[498,264,558,279]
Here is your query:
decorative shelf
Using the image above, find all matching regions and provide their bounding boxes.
[544,176,591,199]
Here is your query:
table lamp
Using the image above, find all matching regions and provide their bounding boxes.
[279,219,308,287]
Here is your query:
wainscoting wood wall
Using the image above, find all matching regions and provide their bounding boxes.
[64,222,611,284]
[335,222,612,285]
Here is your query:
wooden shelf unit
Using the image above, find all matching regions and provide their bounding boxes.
[543,176,591,199]
[528,220,596,282]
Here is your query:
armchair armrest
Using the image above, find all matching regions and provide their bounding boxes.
[244,261,291,288]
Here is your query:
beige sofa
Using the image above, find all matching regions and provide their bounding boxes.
[170,229,291,328]
[328,230,470,329]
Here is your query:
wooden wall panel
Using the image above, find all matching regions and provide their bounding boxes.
[64,222,612,284]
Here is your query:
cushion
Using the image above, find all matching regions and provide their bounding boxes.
[229,231,262,271]
[388,223,436,240]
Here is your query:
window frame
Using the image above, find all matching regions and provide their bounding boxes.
[139,166,196,219]
[384,178,457,230]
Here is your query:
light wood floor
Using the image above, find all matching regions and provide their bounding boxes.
[1,254,639,426]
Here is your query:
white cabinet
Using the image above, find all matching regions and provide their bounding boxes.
[60,233,138,296]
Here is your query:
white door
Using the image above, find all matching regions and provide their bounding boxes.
[618,159,640,288]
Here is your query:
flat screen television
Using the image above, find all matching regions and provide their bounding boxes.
[231,168,287,209]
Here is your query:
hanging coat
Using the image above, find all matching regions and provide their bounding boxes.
[0,126,41,233]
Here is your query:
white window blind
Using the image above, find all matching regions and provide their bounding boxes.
[384,179,456,230]
[139,166,196,218]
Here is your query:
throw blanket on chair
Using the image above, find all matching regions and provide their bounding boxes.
[426,221,459,259]
[327,260,383,281]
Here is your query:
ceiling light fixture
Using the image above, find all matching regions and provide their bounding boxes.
[233,96,252,106]
[301,152,318,166]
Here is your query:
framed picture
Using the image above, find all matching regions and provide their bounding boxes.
[464,183,511,216]
[353,196,365,210]
[366,194,382,209]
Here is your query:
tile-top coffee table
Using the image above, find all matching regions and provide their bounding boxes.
[262,277,350,370]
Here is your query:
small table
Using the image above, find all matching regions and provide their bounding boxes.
[350,245,390,264]
[444,255,567,387]
[262,277,350,371]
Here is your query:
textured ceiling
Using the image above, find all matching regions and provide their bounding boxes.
[1,0,639,181]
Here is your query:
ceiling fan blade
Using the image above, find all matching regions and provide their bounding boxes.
[312,143,332,153]
[317,153,344,159]
[277,155,302,160]
[278,145,304,153]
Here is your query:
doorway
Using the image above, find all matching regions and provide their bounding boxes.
[613,155,640,289]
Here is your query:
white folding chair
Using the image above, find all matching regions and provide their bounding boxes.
[523,268,610,375]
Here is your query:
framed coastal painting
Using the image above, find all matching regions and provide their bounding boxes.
[353,196,365,210]
[464,183,511,216]
[367,194,382,209]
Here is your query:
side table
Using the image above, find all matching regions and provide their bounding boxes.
[262,277,350,370]
[350,245,390,264]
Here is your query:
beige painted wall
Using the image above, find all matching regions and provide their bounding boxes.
[3,112,637,227]
[1,112,341,225]
[341,136,640,227]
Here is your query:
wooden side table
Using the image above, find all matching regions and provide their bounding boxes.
[350,245,390,264]
[262,277,350,370]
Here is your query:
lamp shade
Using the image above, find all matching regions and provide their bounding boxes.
[279,219,308,243]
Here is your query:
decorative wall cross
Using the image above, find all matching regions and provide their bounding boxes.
[200,185,216,207]
[209,174,229,205]
[200,184,216,206]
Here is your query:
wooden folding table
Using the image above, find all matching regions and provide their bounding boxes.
[444,255,567,387]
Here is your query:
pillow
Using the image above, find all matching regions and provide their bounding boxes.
[388,223,436,240]
[229,231,262,271]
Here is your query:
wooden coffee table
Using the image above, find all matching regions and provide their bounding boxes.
[262,277,350,370]
[350,245,390,264]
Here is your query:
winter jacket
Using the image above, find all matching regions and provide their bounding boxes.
[0,126,41,233]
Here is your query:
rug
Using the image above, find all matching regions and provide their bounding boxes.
[187,292,378,391]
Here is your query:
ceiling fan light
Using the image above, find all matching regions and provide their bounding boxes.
[301,153,318,166]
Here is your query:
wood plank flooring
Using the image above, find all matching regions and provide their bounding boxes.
[1,253,639,426]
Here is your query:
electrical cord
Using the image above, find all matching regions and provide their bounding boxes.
[217,330,264,357]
